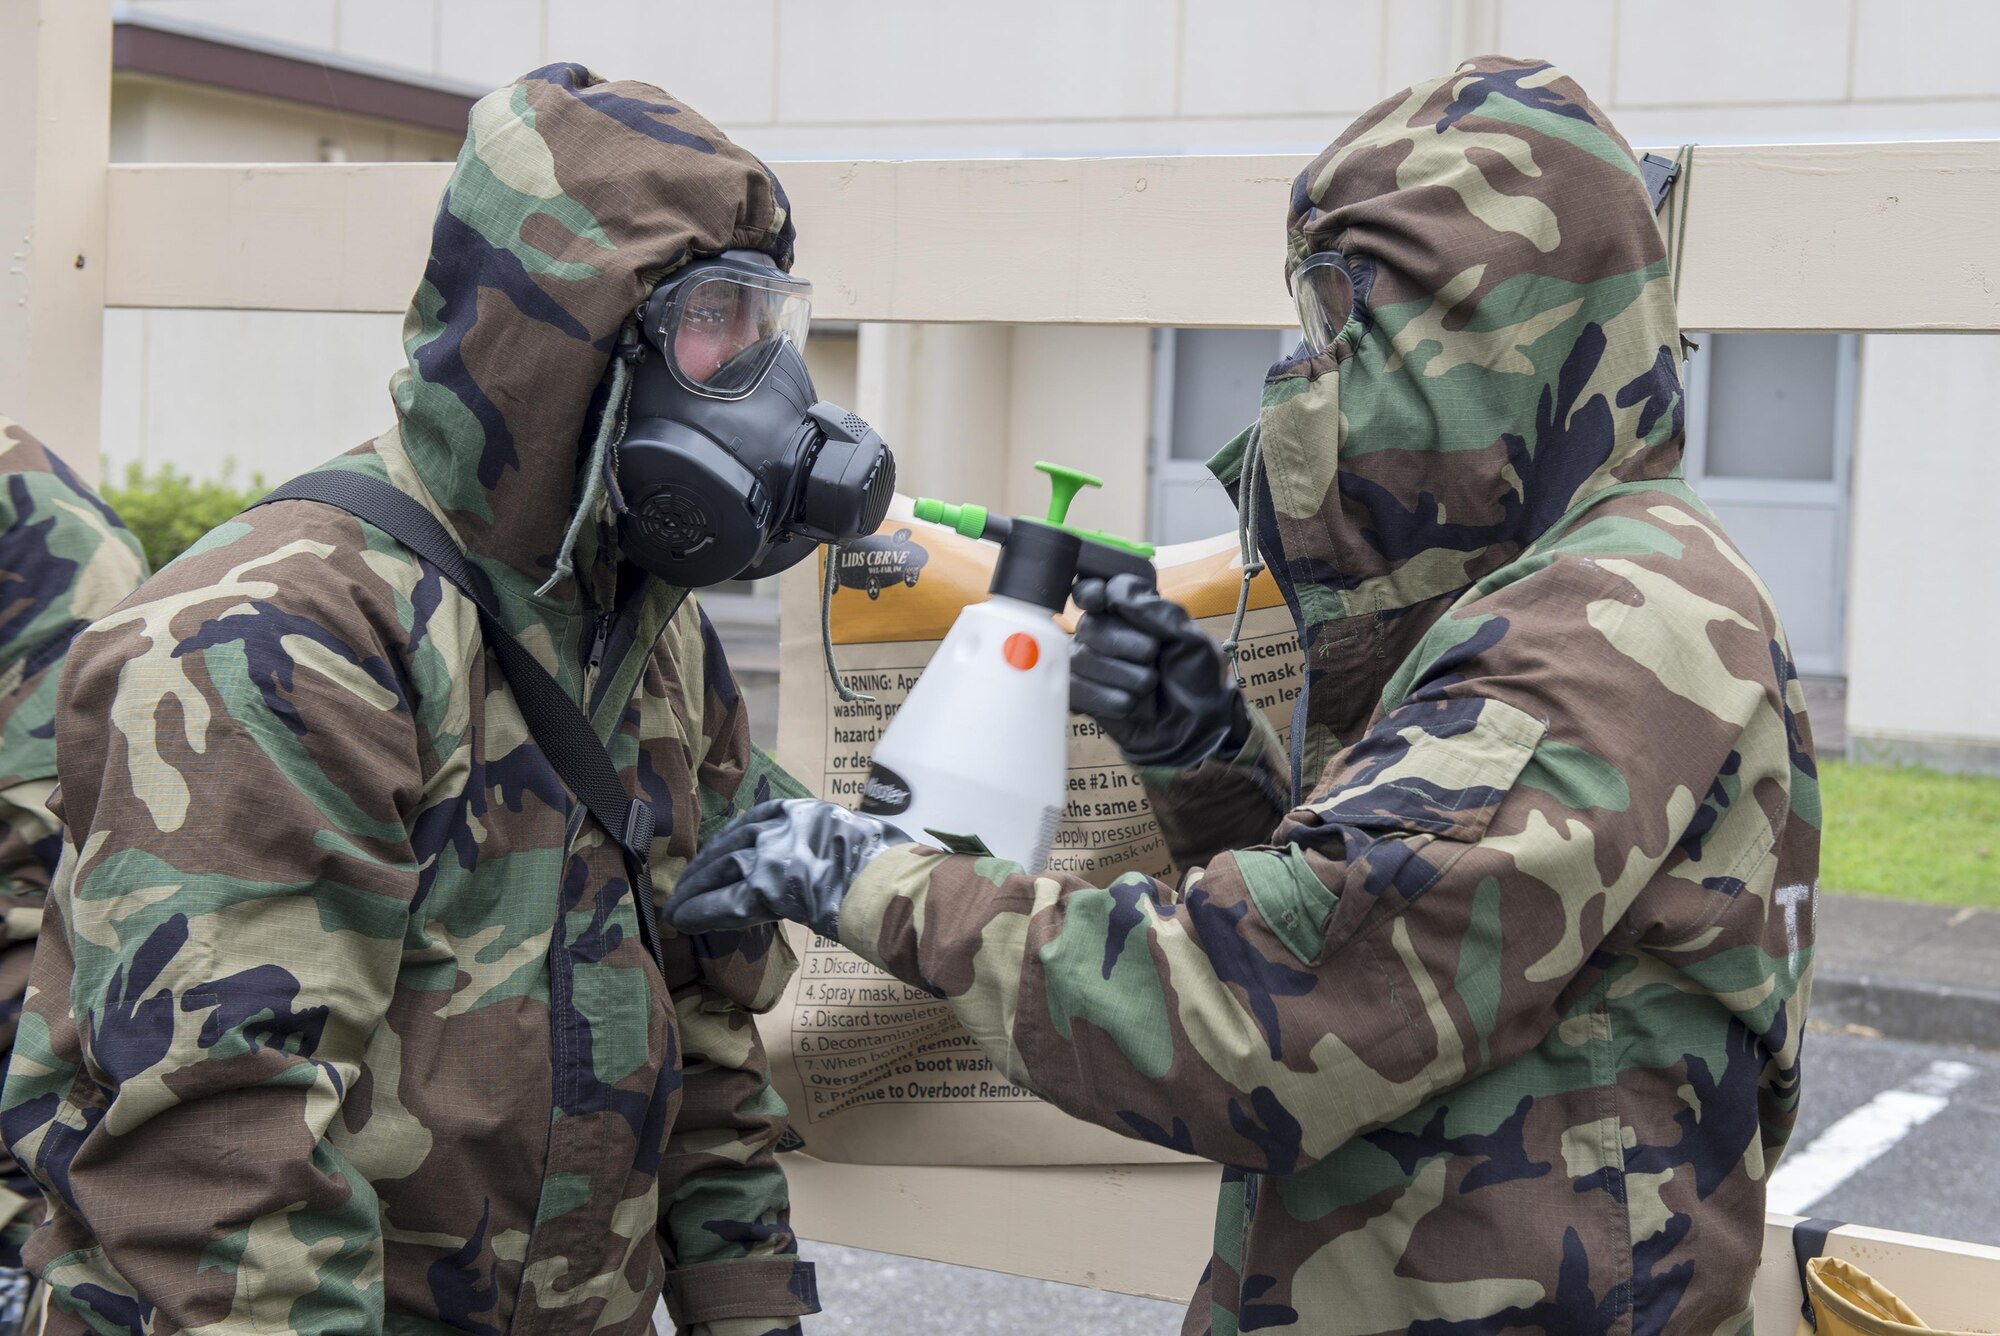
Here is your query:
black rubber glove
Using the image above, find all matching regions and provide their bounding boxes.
[1069,572,1252,769]
[667,798,911,941]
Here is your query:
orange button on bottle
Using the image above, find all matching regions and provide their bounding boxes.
[1003,632,1039,671]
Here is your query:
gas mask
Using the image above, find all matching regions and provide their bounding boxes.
[617,250,895,587]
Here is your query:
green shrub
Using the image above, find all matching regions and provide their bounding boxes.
[100,462,267,574]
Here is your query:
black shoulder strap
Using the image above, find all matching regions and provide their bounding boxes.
[1791,1216,1842,1330]
[256,472,667,977]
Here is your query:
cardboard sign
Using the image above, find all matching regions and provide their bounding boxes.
[759,499,1305,1166]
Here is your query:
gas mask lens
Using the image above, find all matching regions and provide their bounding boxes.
[1291,250,1356,356]
[663,270,812,399]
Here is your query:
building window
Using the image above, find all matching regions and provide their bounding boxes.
[1683,332,1858,680]
[1700,333,1843,482]
[1149,328,1292,546]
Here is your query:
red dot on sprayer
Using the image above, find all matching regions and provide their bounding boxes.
[1003,633,1039,671]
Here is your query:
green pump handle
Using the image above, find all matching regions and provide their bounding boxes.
[1030,462,1156,559]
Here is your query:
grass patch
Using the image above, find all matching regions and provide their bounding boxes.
[1818,760,2000,907]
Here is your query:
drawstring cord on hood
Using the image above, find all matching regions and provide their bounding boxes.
[1220,421,1267,671]
[820,545,872,702]
[537,342,635,598]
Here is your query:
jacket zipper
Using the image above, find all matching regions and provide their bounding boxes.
[587,613,612,676]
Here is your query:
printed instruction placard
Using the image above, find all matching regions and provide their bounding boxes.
[761,499,1302,1166]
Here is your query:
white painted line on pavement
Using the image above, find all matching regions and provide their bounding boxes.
[1767,1059,1979,1215]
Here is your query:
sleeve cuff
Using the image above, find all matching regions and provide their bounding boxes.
[686,1319,805,1336]
[661,1256,819,1328]
[1138,709,1290,871]
[834,844,957,972]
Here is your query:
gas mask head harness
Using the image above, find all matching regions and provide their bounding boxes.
[616,249,895,587]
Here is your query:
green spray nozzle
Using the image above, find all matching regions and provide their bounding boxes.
[911,496,989,540]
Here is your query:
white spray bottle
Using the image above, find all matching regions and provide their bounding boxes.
[857,463,1157,872]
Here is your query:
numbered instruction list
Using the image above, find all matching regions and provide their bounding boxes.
[792,932,1038,1122]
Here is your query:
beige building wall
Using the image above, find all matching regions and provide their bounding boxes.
[118,0,2000,154]
[1845,334,2000,773]
[100,308,408,483]
[1006,328,1151,541]
[847,325,1150,539]
[111,75,461,163]
[854,324,1014,511]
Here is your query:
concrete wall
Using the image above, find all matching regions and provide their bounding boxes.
[99,308,406,482]
[1845,334,2000,773]
[1005,328,1151,541]
[120,0,2000,155]
[850,325,1151,540]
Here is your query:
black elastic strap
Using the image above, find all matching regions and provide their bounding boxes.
[254,472,668,978]
[1791,1216,1842,1330]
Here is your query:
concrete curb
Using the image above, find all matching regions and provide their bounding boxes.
[1810,971,2000,1052]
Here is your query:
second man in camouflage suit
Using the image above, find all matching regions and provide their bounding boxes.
[673,57,1819,1336]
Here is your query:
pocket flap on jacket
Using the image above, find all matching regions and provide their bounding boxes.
[1303,695,1547,844]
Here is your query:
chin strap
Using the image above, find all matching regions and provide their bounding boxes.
[538,342,635,598]
[819,543,874,703]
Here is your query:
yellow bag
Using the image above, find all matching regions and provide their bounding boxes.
[1792,1218,1987,1336]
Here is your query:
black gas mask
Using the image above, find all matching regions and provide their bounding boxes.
[617,250,896,586]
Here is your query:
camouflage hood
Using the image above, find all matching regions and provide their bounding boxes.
[1221,56,1684,768]
[389,63,796,602]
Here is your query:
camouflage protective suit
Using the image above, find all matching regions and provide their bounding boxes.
[826,59,1817,1334]
[0,420,148,1264]
[1,68,817,1335]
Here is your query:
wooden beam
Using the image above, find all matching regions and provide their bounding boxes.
[104,141,2000,333]
[1,0,113,479]
[1757,1211,2000,1334]
[105,163,446,318]
[786,1157,1217,1302]
[1674,140,2000,335]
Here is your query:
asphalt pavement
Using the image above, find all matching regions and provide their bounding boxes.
[797,1241,1186,1335]
[1811,895,2000,1050]
[1775,1027,2000,1247]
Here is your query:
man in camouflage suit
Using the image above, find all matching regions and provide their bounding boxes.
[673,58,1818,1334]
[1,68,819,1335]
[0,420,148,1299]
